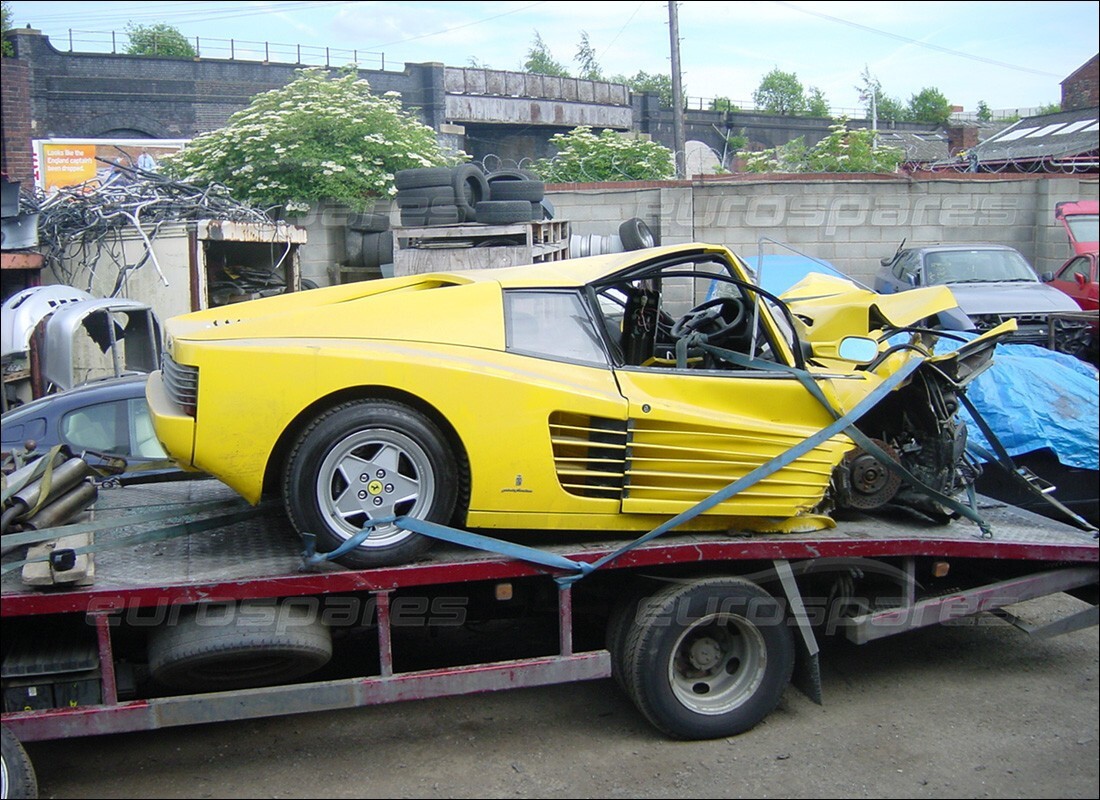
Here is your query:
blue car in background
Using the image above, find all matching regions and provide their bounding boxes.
[1,375,182,483]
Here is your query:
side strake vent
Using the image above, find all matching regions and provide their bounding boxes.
[549,413,628,499]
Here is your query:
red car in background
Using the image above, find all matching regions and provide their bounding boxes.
[1055,200,1099,255]
[1046,250,1099,361]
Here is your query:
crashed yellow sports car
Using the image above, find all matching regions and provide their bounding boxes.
[147,243,1010,568]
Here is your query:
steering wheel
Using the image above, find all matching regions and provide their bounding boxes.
[669,297,748,342]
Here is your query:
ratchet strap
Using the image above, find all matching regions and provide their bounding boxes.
[304,356,926,585]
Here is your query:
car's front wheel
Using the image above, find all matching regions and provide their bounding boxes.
[283,400,459,569]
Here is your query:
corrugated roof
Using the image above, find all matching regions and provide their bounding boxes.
[970,106,1099,163]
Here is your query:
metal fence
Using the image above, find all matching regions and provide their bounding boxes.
[57,29,386,70]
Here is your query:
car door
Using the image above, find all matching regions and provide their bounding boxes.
[1049,254,1099,312]
[596,262,854,521]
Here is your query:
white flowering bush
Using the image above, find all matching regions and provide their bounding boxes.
[740,119,903,174]
[162,67,460,213]
[532,126,675,183]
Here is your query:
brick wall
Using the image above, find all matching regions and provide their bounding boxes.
[1061,54,1099,111]
[0,57,34,183]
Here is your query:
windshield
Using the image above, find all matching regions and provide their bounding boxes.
[922,249,1038,284]
[1066,215,1099,244]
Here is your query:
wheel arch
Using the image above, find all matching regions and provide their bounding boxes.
[262,385,472,519]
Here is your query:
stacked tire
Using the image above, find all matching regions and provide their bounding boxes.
[478,170,549,224]
[394,164,490,226]
[345,210,393,274]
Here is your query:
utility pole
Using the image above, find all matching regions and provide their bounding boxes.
[668,1,686,178]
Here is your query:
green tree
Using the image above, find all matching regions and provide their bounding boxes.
[907,87,953,124]
[524,31,570,77]
[1035,102,1062,115]
[709,97,738,112]
[611,70,675,107]
[876,94,908,122]
[740,119,903,174]
[125,22,197,58]
[753,68,806,115]
[532,126,675,182]
[976,100,993,122]
[805,86,830,117]
[575,31,603,81]
[161,67,458,214]
[2,1,13,57]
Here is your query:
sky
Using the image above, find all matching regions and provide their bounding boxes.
[7,1,1099,115]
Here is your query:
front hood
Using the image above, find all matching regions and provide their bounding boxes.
[945,283,1081,315]
[782,274,962,343]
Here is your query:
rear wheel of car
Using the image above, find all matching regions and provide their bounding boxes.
[283,400,459,568]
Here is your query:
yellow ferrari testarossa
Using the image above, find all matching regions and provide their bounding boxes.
[148,243,1011,567]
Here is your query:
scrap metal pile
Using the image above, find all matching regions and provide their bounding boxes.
[21,162,274,297]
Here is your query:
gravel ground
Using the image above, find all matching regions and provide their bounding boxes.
[22,593,1099,799]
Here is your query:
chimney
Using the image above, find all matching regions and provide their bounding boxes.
[946,125,979,157]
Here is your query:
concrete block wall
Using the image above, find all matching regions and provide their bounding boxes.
[546,176,1099,284]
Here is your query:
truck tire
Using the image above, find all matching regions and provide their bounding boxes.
[394,167,454,191]
[622,578,794,740]
[283,399,459,569]
[347,212,391,233]
[0,725,37,799]
[475,200,535,225]
[451,164,490,222]
[606,592,644,696]
[487,179,544,202]
[400,204,462,227]
[618,218,657,250]
[148,601,333,693]
[395,186,457,209]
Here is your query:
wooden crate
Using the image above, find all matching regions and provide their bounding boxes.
[394,220,570,276]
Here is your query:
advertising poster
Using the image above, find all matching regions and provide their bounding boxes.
[33,139,190,193]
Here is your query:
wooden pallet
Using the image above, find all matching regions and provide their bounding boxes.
[393,220,570,276]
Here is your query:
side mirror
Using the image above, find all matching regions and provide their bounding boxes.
[1076,272,1089,288]
[838,336,879,364]
[1040,271,1054,282]
[907,273,919,287]
[880,256,894,267]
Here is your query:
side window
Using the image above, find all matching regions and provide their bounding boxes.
[61,401,129,454]
[1057,257,1089,281]
[504,290,609,367]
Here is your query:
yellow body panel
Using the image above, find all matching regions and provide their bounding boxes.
[148,243,976,535]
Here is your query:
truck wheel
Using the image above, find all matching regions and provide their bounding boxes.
[1,724,38,799]
[622,578,794,740]
[606,593,644,695]
[284,400,459,569]
[148,601,333,693]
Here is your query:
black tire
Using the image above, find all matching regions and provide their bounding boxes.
[0,725,37,799]
[362,230,394,270]
[475,200,535,225]
[148,600,333,693]
[395,186,457,209]
[394,167,454,191]
[452,164,490,222]
[400,204,462,227]
[486,169,540,182]
[622,578,794,740]
[347,212,391,233]
[487,179,545,202]
[606,592,644,696]
[344,228,364,268]
[283,399,459,569]
[619,218,658,250]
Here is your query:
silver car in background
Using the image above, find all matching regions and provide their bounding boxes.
[874,243,1092,355]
